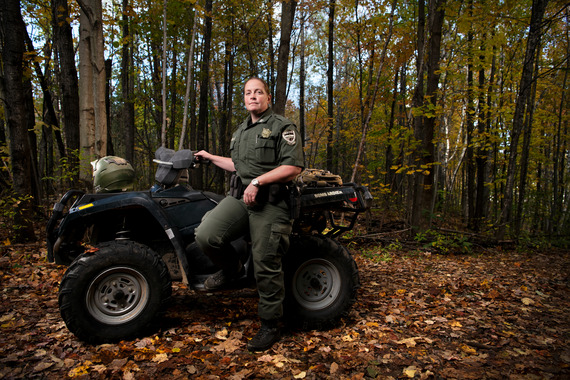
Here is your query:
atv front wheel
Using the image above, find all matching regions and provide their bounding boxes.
[284,235,359,329]
[58,241,172,343]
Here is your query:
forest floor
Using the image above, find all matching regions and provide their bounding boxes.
[0,235,569,379]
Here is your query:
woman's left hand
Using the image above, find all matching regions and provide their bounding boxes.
[243,183,259,206]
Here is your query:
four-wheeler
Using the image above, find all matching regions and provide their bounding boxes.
[46,148,372,343]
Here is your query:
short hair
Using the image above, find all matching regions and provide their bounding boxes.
[244,77,270,95]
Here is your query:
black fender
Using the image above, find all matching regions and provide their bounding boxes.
[48,190,193,283]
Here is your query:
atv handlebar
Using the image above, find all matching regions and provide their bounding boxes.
[153,148,212,188]
[153,148,209,169]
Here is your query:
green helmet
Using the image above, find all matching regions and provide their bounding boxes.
[92,156,135,193]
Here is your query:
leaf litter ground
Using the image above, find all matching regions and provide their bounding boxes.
[1,244,568,379]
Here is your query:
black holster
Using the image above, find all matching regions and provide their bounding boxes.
[268,183,290,205]
[229,172,244,199]
[288,187,301,219]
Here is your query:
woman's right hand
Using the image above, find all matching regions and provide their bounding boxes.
[194,150,236,172]
[194,150,212,162]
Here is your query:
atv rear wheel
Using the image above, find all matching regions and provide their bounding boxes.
[284,235,359,329]
[58,241,172,343]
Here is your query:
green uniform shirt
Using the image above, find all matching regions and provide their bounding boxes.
[230,109,304,184]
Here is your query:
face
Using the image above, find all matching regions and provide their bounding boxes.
[244,78,271,117]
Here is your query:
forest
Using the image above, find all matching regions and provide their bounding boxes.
[1,0,569,245]
[1,1,570,378]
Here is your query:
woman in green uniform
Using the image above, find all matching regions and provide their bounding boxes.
[194,77,304,351]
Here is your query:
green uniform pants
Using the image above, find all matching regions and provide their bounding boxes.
[195,196,292,320]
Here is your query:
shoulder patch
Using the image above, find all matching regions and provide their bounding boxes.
[282,130,297,145]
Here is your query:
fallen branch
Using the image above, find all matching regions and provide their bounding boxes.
[350,228,411,240]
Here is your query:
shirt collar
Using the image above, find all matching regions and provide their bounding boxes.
[247,108,274,127]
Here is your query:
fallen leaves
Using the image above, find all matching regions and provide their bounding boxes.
[521,297,535,305]
[396,336,433,348]
[1,245,569,379]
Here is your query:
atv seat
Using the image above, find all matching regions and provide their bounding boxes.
[154,147,194,187]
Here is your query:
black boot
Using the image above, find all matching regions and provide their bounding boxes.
[247,319,281,351]
[203,261,243,291]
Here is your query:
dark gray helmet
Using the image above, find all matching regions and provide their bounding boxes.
[92,156,135,193]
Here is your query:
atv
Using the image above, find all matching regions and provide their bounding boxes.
[46,148,372,343]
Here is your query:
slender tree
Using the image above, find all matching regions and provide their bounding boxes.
[466,0,476,229]
[326,0,335,172]
[497,0,550,240]
[180,8,198,150]
[24,30,66,161]
[121,0,135,164]
[299,8,306,147]
[551,8,569,233]
[160,0,168,147]
[195,0,213,189]
[52,0,80,184]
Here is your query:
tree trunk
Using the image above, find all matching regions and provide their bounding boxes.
[77,0,108,182]
[105,59,114,156]
[515,43,541,234]
[169,42,178,148]
[422,0,445,224]
[474,39,495,230]
[411,0,446,234]
[385,69,399,189]
[497,0,550,240]
[551,10,569,233]
[24,29,65,199]
[0,0,36,242]
[121,0,135,164]
[273,0,297,115]
[220,38,234,159]
[299,9,306,147]
[267,9,275,96]
[195,0,213,190]
[52,0,80,185]
[160,0,168,147]
[326,0,335,172]
[410,0,426,234]
[466,0,475,228]
[180,8,198,150]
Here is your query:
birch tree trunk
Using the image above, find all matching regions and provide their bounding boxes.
[78,0,108,182]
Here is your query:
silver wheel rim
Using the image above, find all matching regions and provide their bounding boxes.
[86,267,149,325]
[292,258,341,310]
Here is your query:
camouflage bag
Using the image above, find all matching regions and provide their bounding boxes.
[294,169,343,188]
[289,169,343,219]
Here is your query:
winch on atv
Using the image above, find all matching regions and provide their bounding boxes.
[46,148,372,343]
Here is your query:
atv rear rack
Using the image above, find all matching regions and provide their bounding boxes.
[294,183,372,238]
